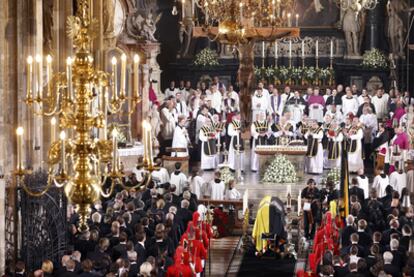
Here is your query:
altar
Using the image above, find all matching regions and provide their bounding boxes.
[118,145,145,171]
[255,145,307,181]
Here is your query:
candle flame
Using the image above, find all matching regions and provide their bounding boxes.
[134,54,140,63]
[59,131,66,140]
[16,127,24,136]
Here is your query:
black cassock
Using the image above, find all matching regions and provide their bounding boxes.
[201,126,217,156]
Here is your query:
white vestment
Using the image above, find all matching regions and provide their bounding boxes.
[209,180,225,200]
[171,125,189,157]
[305,128,324,174]
[252,94,269,120]
[372,174,389,198]
[165,87,179,98]
[287,103,305,124]
[189,175,204,199]
[250,121,270,171]
[175,101,188,117]
[226,188,241,200]
[151,168,170,184]
[210,91,223,113]
[348,128,364,172]
[389,171,407,195]
[356,175,370,199]
[228,122,245,171]
[371,94,389,119]
[199,128,218,170]
[308,103,324,123]
[160,107,177,140]
[324,131,343,169]
[170,172,188,195]
[341,96,359,116]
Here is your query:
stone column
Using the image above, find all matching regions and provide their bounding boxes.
[144,42,162,98]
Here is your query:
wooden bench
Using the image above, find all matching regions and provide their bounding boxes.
[162,147,189,175]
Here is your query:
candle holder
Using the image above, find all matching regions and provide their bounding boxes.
[262,57,265,68]
[289,57,292,68]
[275,57,278,67]
[315,57,319,69]
[330,57,333,69]
[302,57,305,68]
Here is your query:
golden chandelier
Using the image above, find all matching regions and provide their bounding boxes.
[194,0,296,41]
[16,0,154,231]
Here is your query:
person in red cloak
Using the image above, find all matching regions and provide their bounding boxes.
[187,225,207,274]
[166,245,195,277]
[190,212,210,249]
[212,205,229,237]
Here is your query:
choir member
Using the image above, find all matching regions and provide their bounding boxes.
[226,180,241,200]
[341,87,359,118]
[324,104,344,124]
[286,90,307,124]
[305,120,324,174]
[228,113,244,171]
[371,88,389,120]
[160,98,178,155]
[199,119,218,170]
[372,168,390,198]
[324,120,343,169]
[171,115,190,157]
[269,88,285,123]
[356,169,370,200]
[251,113,271,172]
[344,116,364,173]
[325,89,342,112]
[222,89,239,123]
[389,162,407,195]
[165,80,179,97]
[175,91,188,117]
[251,87,269,121]
[208,84,222,114]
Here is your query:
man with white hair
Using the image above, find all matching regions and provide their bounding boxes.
[128,250,139,277]
[383,251,399,277]
[390,238,404,269]
[341,215,356,248]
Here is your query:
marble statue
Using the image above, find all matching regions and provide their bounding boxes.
[389,53,399,89]
[342,2,362,57]
[103,0,115,36]
[386,0,407,56]
[43,0,54,54]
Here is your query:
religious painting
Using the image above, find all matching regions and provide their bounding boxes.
[295,0,340,27]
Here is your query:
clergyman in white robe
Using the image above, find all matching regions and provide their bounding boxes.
[228,119,244,171]
[171,124,189,157]
[304,126,324,174]
[199,125,218,170]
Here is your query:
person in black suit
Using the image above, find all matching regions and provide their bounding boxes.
[60,259,78,277]
[134,231,147,268]
[381,218,401,246]
[78,259,95,277]
[127,251,140,277]
[340,233,366,257]
[344,262,364,277]
[349,178,365,205]
[176,199,193,231]
[14,261,26,277]
[383,251,400,277]
[390,238,406,269]
[341,215,356,247]
[86,238,111,268]
[111,232,128,261]
[333,256,349,277]
[400,224,412,253]
[356,219,372,249]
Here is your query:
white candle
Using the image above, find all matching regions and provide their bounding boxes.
[111,57,118,101]
[239,3,243,22]
[133,54,140,98]
[297,194,301,216]
[289,40,292,58]
[287,13,291,27]
[243,189,249,214]
[46,55,52,97]
[142,121,148,163]
[182,0,185,20]
[35,54,42,99]
[262,41,265,58]
[120,53,126,98]
[66,57,73,101]
[272,0,275,19]
[330,39,334,58]
[60,131,66,172]
[51,117,56,142]
[112,128,118,171]
[295,14,299,27]
[191,0,194,16]
[287,184,292,196]
[274,41,278,59]
[16,127,24,171]
[301,40,305,58]
[316,40,319,57]
[148,123,153,165]
[103,88,108,139]
[26,56,33,99]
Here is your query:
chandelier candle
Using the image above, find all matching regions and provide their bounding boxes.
[26,56,33,100]
[301,40,305,58]
[35,54,42,100]
[16,127,24,171]
[111,129,118,172]
[112,57,118,101]
[60,131,66,173]
[66,57,73,101]
[287,13,291,27]
[239,3,243,22]
[315,40,319,57]
[120,54,126,98]
[297,194,301,216]
[46,55,52,98]
[50,117,56,142]
[182,0,185,20]
[330,40,333,58]
[133,54,140,99]
[295,13,299,27]
[274,41,278,59]
[289,40,292,58]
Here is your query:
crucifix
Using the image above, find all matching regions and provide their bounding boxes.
[193,26,300,127]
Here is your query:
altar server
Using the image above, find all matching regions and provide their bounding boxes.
[341,87,359,117]
[165,80,179,97]
[251,113,271,172]
[170,162,188,195]
[222,89,239,123]
[371,88,389,120]
[344,117,364,173]
[324,120,343,169]
[389,163,407,195]
[372,122,390,172]
[160,98,178,155]
[175,91,188,117]
[252,87,269,121]
[171,115,191,157]
[372,169,389,198]
[269,88,285,123]
[305,120,324,174]
[206,171,225,200]
[199,119,218,170]
[324,104,344,124]
[209,84,223,114]
[228,113,244,171]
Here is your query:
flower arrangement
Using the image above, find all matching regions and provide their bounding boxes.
[304,66,317,81]
[254,65,335,84]
[194,48,220,68]
[264,67,275,78]
[219,166,235,185]
[262,155,298,183]
[290,67,303,81]
[326,168,341,185]
[318,68,332,80]
[361,48,389,69]
[278,66,290,81]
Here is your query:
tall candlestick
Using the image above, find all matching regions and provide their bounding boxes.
[66,57,73,101]
[120,54,126,98]
[274,41,278,59]
[103,88,108,139]
[276,0,281,17]
[191,0,194,17]
[35,54,42,99]
[46,55,52,97]
[60,131,66,173]
[148,123,153,166]
[26,56,33,99]
[298,194,301,216]
[272,0,275,19]
[16,127,24,171]
[142,121,147,162]
[111,57,118,101]
[295,13,299,27]
[262,41,265,59]
[133,54,140,98]
[330,39,334,58]
[301,40,305,58]
[51,117,56,142]
[182,0,185,20]
[287,13,291,27]
[289,40,292,58]
[316,40,319,57]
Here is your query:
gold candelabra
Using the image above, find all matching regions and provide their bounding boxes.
[15,0,154,231]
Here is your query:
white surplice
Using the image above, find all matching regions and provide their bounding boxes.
[348,128,364,172]
[199,128,218,170]
[171,125,189,157]
[228,121,245,171]
[304,128,324,174]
